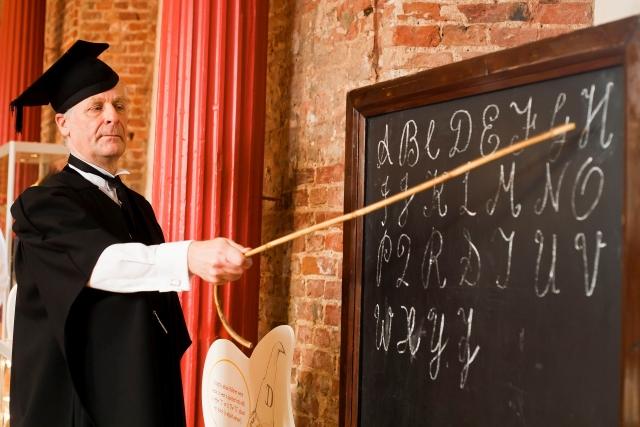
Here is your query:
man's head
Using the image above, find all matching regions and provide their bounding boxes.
[10,40,124,171]
[55,84,128,172]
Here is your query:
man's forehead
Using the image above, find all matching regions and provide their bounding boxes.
[84,86,128,103]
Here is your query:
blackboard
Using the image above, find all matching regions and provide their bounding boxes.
[340,17,640,427]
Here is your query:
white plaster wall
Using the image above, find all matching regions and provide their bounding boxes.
[594,0,640,25]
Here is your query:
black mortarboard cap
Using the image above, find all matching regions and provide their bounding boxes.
[9,40,119,133]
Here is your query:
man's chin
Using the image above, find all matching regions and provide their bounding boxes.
[98,144,126,159]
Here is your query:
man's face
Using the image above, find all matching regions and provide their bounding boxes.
[56,84,128,168]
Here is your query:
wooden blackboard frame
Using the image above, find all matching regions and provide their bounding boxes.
[340,16,640,427]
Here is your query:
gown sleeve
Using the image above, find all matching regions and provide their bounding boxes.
[11,185,121,353]
[89,241,192,293]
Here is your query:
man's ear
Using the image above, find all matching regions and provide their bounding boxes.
[55,113,70,138]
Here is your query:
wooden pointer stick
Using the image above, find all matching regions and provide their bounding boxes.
[214,285,254,349]
[217,121,576,349]
[245,122,575,257]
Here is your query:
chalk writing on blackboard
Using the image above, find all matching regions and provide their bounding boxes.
[359,65,623,426]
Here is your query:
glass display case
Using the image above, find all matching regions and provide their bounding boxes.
[0,141,68,426]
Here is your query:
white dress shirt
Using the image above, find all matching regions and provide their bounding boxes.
[68,162,192,293]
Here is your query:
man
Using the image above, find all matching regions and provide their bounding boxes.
[8,40,252,426]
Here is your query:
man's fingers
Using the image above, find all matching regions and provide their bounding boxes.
[207,249,251,281]
[188,238,253,284]
[225,238,251,253]
[224,249,247,266]
[242,257,253,269]
[205,271,243,285]
[214,238,250,266]
[221,265,245,277]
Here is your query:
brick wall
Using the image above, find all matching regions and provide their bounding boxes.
[262,1,593,425]
[42,0,157,193]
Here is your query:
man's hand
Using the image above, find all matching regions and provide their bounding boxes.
[187,238,253,285]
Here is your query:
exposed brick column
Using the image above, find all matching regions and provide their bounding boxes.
[152,1,268,426]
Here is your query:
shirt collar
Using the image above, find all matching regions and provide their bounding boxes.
[67,154,129,191]
[68,152,130,178]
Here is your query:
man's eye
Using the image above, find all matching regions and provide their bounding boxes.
[90,104,103,111]
[115,103,127,111]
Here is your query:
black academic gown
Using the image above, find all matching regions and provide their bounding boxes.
[10,166,191,427]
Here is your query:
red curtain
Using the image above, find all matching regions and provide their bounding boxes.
[0,0,45,201]
[0,0,45,145]
[151,1,268,426]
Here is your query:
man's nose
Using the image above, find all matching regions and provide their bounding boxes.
[103,103,120,123]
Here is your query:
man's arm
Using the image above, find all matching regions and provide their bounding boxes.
[88,237,253,293]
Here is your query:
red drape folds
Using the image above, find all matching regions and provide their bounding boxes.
[151,2,268,426]
[0,0,45,145]
[0,0,45,193]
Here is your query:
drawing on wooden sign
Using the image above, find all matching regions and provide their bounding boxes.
[202,325,295,427]
[249,342,287,427]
